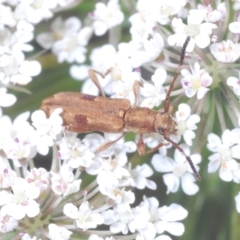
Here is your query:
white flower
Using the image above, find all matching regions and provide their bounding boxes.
[229,13,240,34]
[111,70,141,104]
[137,196,188,240]
[51,164,81,197]
[92,0,124,36]
[31,109,63,155]
[102,205,149,235]
[0,162,17,189]
[0,112,34,155]
[15,0,58,24]
[181,62,212,99]
[129,13,157,41]
[210,40,240,63]
[117,32,164,68]
[152,145,201,195]
[227,72,240,96]
[140,68,166,108]
[52,28,90,63]
[0,4,16,30]
[175,103,200,146]
[25,168,50,192]
[63,202,103,231]
[98,172,135,207]
[0,54,41,85]
[197,2,226,23]
[135,0,187,25]
[0,178,40,220]
[38,17,92,63]
[12,20,34,53]
[48,223,72,240]
[58,133,95,169]
[37,17,80,49]
[229,21,240,34]
[207,129,240,181]
[128,164,157,190]
[0,207,18,233]
[168,12,217,52]
[5,136,37,167]
[97,152,130,181]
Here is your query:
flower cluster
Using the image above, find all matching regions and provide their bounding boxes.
[1,0,240,239]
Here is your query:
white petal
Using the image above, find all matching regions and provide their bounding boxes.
[146,179,157,190]
[154,235,172,240]
[186,114,200,130]
[161,204,188,221]
[93,21,108,36]
[0,191,13,205]
[194,34,210,48]
[219,167,233,182]
[231,145,240,159]
[163,174,180,193]
[63,203,79,219]
[140,97,155,109]
[65,17,81,32]
[9,204,25,220]
[110,222,123,233]
[11,74,31,85]
[25,200,40,217]
[19,60,41,76]
[197,87,209,99]
[137,222,156,240]
[208,154,221,172]
[152,154,174,172]
[36,33,53,49]
[165,222,185,236]
[0,92,16,107]
[227,77,238,87]
[176,103,191,121]
[222,129,232,145]
[229,22,240,34]
[138,164,153,177]
[207,133,221,152]
[183,130,195,146]
[69,65,89,80]
[181,174,199,195]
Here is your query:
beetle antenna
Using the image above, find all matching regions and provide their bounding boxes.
[163,132,201,181]
[164,36,190,113]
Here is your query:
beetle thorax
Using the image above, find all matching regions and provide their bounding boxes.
[154,112,177,135]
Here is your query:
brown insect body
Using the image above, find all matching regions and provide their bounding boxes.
[40,37,201,181]
[41,92,177,136]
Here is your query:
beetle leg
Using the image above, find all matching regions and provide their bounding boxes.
[95,133,127,154]
[163,130,201,181]
[164,36,190,113]
[88,69,106,97]
[137,134,169,155]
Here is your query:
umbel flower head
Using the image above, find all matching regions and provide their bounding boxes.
[1,0,240,240]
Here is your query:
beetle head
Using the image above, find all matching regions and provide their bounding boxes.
[154,111,177,136]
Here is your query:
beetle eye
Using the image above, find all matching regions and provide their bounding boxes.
[157,126,164,134]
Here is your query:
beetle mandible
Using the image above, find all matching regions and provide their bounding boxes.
[41,36,201,181]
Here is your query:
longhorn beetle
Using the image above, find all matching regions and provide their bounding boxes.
[41,36,201,181]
